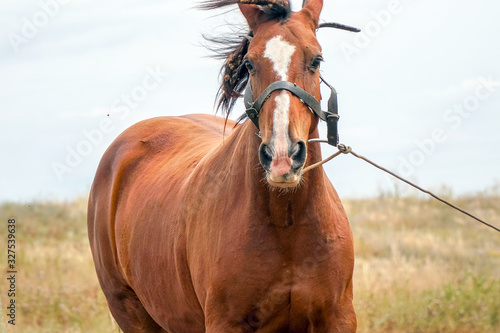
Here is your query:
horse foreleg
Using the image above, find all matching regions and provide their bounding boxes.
[105,285,167,333]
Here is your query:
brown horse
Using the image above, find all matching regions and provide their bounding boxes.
[87,0,356,331]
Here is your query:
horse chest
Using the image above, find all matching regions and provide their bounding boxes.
[200,220,341,324]
[207,255,339,331]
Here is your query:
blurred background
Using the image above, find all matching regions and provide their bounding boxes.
[1,0,499,202]
[1,1,500,332]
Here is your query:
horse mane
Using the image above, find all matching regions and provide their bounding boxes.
[200,0,292,119]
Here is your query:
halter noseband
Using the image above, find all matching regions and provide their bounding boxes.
[243,79,340,146]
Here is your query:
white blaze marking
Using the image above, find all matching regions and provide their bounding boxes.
[263,36,295,152]
[273,91,291,158]
[264,35,295,80]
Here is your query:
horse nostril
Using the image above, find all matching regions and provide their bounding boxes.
[259,143,274,171]
[290,141,307,171]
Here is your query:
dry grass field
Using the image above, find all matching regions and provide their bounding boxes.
[1,190,499,332]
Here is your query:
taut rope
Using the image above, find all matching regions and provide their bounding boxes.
[302,142,500,233]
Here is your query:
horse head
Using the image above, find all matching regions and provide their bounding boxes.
[237,0,324,188]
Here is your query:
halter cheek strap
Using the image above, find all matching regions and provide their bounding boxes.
[243,79,340,146]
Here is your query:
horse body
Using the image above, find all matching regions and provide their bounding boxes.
[89,1,356,331]
[89,114,355,332]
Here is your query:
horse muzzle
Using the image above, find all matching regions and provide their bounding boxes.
[259,140,307,187]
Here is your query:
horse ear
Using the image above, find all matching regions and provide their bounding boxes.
[238,4,263,31]
[300,0,323,29]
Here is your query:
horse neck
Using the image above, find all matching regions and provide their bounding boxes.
[223,121,328,227]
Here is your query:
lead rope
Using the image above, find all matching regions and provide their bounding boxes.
[302,142,500,233]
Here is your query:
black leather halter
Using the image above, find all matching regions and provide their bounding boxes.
[241,21,360,147]
[243,78,340,146]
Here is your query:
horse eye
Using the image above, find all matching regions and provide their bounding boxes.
[244,60,255,73]
[309,56,324,71]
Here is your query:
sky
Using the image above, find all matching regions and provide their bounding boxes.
[1,0,499,202]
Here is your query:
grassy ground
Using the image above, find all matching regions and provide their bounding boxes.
[0,192,499,332]
[346,190,500,333]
